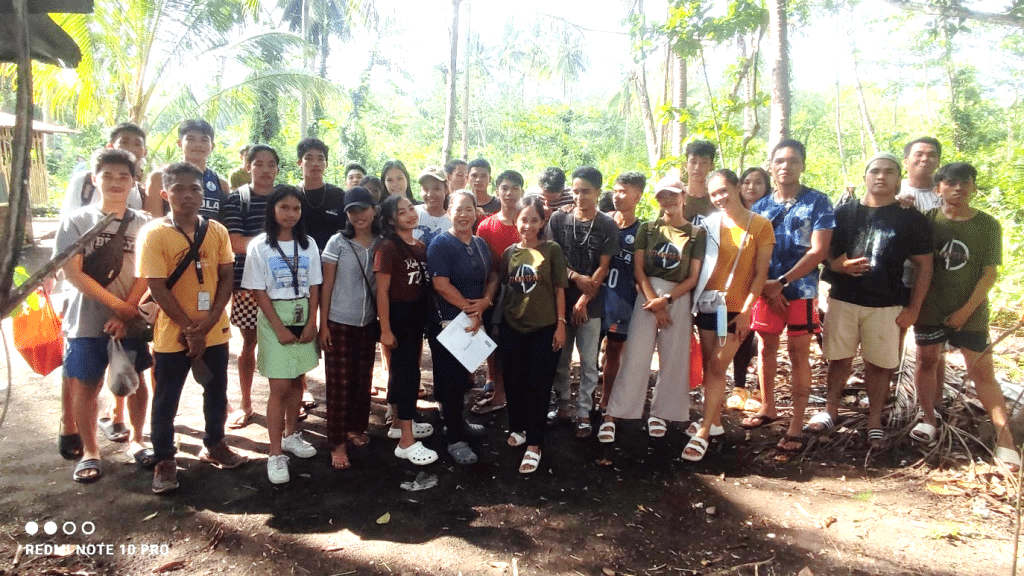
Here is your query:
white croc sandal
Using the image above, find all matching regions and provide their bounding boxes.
[387,421,434,440]
[394,441,438,465]
[597,422,616,444]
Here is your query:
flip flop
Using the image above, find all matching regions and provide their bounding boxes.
[58,433,83,460]
[519,449,541,474]
[346,433,370,447]
[97,418,129,443]
[776,435,807,453]
[301,391,318,409]
[73,458,102,483]
[128,446,158,469]
[226,409,253,430]
[741,414,780,429]
[471,398,506,415]
[331,450,351,470]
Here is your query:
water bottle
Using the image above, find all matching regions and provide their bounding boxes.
[716,303,728,339]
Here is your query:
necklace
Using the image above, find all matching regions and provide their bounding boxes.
[572,214,596,246]
[303,182,328,210]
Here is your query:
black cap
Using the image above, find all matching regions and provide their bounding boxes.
[344,186,374,210]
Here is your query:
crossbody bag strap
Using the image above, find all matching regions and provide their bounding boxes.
[722,213,754,293]
[165,217,209,290]
[346,237,375,296]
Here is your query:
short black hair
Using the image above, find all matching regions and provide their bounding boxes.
[246,144,280,165]
[571,166,602,191]
[444,159,468,175]
[903,136,942,160]
[345,162,367,175]
[495,170,524,189]
[296,138,329,161]
[467,158,491,173]
[264,185,310,251]
[92,148,137,179]
[933,162,977,186]
[178,119,215,140]
[161,162,204,189]
[614,171,646,191]
[538,167,566,194]
[708,168,739,187]
[108,122,145,144]
[771,138,806,162]
[685,140,717,161]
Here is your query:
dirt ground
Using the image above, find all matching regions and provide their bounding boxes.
[0,219,1021,576]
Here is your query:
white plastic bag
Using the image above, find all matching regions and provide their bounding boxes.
[106,337,140,397]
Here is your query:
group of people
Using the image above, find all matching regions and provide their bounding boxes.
[52,118,1020,496]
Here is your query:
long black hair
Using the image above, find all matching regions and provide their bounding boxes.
[378,194,409,241]
[264,184,310,250]
[380,160,415,202]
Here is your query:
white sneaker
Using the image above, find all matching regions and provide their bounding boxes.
[267,454,290,484]
[281,432,317,458]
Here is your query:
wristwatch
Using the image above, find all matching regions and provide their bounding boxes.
[777,275,789,287]
[665,294,674,304]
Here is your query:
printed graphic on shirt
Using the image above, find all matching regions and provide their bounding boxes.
[852,227,897,270]
[268,254,312,291]
[510,263,540,294]
[651,241,683,270]
[402,257,428,286]
[939,239,969,271]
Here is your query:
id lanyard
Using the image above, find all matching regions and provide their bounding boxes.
[171,216,204,285]
[273,240,301,297]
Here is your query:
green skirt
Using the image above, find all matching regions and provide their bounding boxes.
[257,298,319,379]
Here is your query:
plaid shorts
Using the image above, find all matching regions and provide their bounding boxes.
[230,290,258,330]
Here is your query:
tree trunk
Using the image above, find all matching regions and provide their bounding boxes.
[299,0,309,139]
[634,65,661,168]
[835,74,847,182]
[670,51,686,157]
[461,0,472,160]
[737,29,763,172]
[767,0,791,150]
[852,59,879,154]
[659,44,670,161]
[0,0,32,307]
[441,0,461,163]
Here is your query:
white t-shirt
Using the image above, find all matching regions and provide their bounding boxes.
[241,234,323,299]
[898,180,942,212]
[413,205,451,246]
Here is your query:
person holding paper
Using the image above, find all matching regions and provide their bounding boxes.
[499,196,568,473]
[427,190,499,465]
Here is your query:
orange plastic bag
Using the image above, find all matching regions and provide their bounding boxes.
[13,289,63,376]
[689,331,703,389]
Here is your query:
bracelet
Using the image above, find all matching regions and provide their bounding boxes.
[557,318,567,324]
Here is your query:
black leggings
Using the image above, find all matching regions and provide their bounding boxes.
[428,335,471,444]
[386,300,425,421]
[500,323,560,447]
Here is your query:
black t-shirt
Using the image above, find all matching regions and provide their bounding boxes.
[299,184,346,252]
[825,201,932,307]
[546,209,620,318]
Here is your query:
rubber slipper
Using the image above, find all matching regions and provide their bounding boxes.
[519,449,541,474]
[507,432,526,447]
[802,412,837,435]
[867,428,888,450]
[394,441,438,465]
[741,414,780,429]
[776,435,807,453]
[97,418,129,443]
[471,399,506,415]
[910,422,938,444]
[346,433,370,447]
[681,436,709,462]
[447,441,478,465]
[575,420,593,439]
[387,422,434,439]
[73,458,102,483]
[226,409,254,430]
[686,419,724,437]
[58,433,83,460]
[597,422,616,444]
[995,446,1022,472]
[297,405,308,421]
[128,446,158,469]
[301,391,318,409]
[647,417,668,438]
[331,450,351,470]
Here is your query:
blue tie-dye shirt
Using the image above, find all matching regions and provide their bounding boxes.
[752,186,835,300]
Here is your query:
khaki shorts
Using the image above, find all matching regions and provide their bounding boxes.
[821,297,901,369]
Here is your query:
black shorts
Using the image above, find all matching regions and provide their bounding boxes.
[914,325,989,354]
[694,311,740,334]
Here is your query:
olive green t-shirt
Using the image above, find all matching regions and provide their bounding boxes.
[918,208,1001,331]
[683,191,715,223]
[635,218,706,283]
[501,241,569,333]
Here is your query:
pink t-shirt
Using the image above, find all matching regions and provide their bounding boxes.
[477,213,521,260]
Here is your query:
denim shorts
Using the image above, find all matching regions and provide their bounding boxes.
[63,337,153,383]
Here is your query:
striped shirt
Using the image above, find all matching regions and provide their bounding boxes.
[222,188,270,290]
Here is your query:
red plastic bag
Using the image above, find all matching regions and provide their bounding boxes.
[689,331,703,389]
[13,289,63,376]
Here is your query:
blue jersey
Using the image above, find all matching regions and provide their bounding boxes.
[201,168,227,222]
[603,217,641,336]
